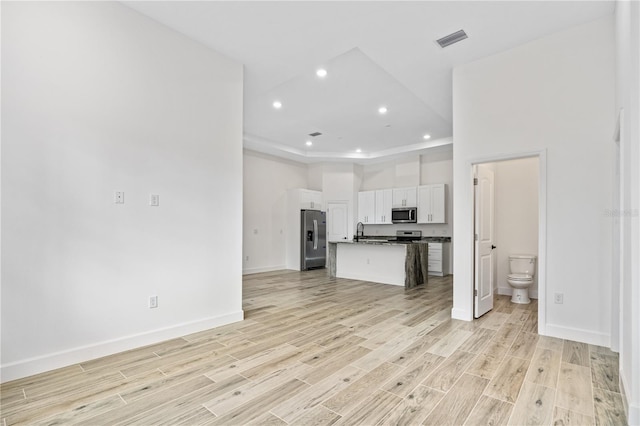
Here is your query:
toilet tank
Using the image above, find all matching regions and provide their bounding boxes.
[509,254,537,276]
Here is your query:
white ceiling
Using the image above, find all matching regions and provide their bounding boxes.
[124,1,614,163]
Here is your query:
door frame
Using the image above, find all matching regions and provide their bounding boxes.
[611,108,623,352]
[468,149,547,335]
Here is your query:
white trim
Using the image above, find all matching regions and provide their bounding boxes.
[620,371,640,426]
[537,150,547,335]
[0,311,244,383]
[244,133,453,164]
[451,307,470,321]
[465,150,547,334]
[242,265,286,275]
[621,371,629,422]
[610,109,623,353]
[545,323,609,347]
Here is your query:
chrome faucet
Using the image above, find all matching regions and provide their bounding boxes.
[356,222,365,241]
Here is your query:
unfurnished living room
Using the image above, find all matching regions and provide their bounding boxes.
[2,1,639,425]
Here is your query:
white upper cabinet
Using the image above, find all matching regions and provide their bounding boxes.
[357,191,376,224]
[300,189,323,210]
[392,187,417,208]
[417,184,446,223]
[375,189,393,224]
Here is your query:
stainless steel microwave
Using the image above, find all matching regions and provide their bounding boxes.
[391,207,417,223]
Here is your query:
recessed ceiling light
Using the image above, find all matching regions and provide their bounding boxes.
[316,68,327,78]
[306,141,313,146]
[272,101,282,109]
[423,134,431,140]
[378,106,388,114]
[356,148,362,153]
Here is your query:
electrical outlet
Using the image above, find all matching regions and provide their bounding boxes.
[253,229,258,234]
[366,258,370,264]
[554,293,564,304]
[114,191,124,204]
[149,295,158,309]
[149,194,159,206]
[245,256,249,261]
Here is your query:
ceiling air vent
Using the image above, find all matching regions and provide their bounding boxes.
[308,132,322,137]
[436,29,468,48]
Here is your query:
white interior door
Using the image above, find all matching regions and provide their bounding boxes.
[474,165,496,318]
[327,201,349,242]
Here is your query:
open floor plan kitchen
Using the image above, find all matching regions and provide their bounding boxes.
[2,1,639,424]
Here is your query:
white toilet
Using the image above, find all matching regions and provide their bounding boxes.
[507,254,537,304]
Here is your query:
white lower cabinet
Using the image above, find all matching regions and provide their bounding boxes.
[427,242,451,276]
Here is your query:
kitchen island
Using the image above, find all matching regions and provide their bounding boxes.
[327,240,429,289]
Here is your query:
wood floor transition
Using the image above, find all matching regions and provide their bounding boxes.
[0,270,627,425]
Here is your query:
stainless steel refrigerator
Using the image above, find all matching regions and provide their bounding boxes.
[300,210,327,270]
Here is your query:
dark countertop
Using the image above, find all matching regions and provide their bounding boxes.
[331,236,451,245]
[330,240,409,246]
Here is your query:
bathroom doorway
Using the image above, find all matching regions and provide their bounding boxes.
[472,155,543,331]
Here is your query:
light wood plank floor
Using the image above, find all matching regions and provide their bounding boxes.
[1,270,627,425]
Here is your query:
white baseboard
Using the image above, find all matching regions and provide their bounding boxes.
[544,323,609,347]
[629,405,640,426]
[242,265,286,275]
[451,307,472,321]
[497,286,539,299]
[620,368,640,425]
[0,310,244,383]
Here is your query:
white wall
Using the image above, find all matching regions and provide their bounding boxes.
[452,17,615,347]
[243,150,308,274]
[493,158,539,298]
[615,0,640,423]
[307,163,324,192]
[1,2,243,381]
